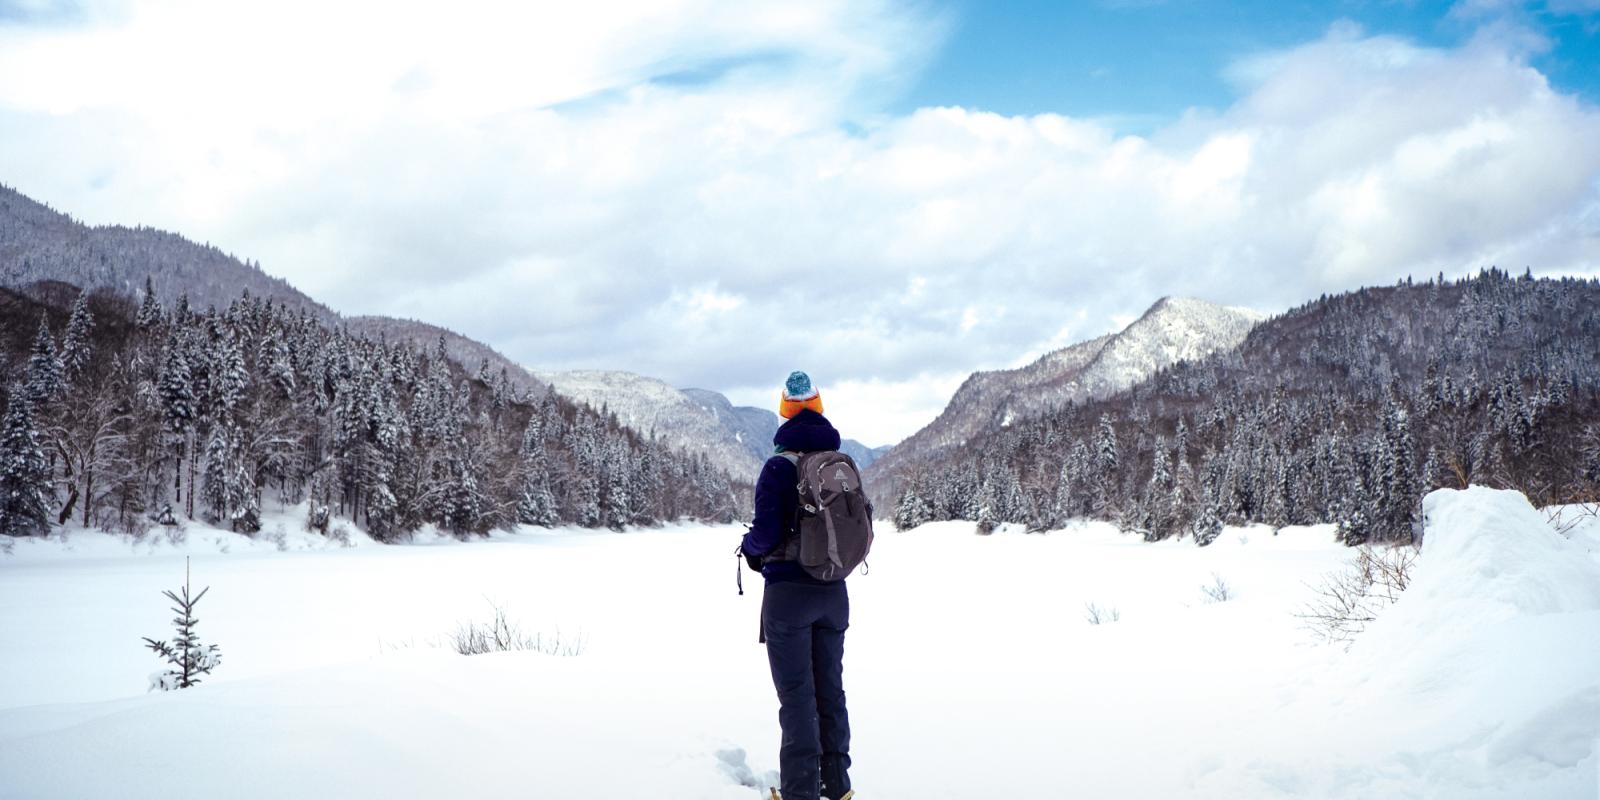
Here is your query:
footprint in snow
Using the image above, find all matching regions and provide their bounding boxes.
[715,748,779,794]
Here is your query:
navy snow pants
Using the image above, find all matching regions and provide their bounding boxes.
[761,579,851,800]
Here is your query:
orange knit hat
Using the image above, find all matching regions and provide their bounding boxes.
[778,371,823,419]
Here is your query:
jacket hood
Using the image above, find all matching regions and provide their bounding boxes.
[774,409,841,453]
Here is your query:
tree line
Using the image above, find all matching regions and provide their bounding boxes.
[0,279,740,539]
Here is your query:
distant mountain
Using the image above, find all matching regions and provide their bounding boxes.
[0,184,543,397]
[534,372,891,482]
[535,370,767,480]
[869,296,1263,487]
[0,184,336,320]
[681,388,890,470]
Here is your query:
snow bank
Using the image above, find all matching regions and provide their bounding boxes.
[0,502,380,562]
[1196,486,1600,799]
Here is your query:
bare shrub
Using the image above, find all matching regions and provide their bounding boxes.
[1298,544,1417,648]
[1200,572,1233,603]
[1084,601,1121,625]
[451,600,585,657]
[1544,501,1598,539]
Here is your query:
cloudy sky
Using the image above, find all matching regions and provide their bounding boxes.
[2,0,1598,446]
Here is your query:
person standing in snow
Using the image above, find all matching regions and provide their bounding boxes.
[741,371,858,800]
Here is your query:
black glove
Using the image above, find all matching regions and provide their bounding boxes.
[744,549,763,572]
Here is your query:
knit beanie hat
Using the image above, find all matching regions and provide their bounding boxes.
[778,370,824,419]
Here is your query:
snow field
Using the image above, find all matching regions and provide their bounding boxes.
[1,488,1597,798]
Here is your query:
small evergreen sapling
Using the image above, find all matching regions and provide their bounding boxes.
[143,557,222,691]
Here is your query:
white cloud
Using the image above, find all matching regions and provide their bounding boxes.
[1,6,1597,447]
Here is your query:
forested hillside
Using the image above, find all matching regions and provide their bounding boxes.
[891,270,1600,544]
[0,282,738,539]
[0,185,331,320]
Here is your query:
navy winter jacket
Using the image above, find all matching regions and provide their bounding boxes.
[740,409,842,584]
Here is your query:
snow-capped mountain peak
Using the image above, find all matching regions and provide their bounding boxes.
[868,296,1263,485]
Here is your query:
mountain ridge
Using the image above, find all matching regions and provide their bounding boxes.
[868,296,1265,489]
[0,184,546,398]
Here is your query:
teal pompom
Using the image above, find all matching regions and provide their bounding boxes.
[784,371,815,400]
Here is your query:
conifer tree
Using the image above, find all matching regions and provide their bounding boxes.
[894,474,933,531]
[1142,443,1172,541]
[1092,414,1119,515]
[0,395,52,537]
[143,558,222,691]
[515,417,558,527]
[201,424,234,525]
[23,317,64,406]
[629,442,663,526]
[602,438,631,531]
[209,326,249,420]
[60,292,94,384]
[1191,498,1223,547]
[441,450,484,535]
[137,276,164,330]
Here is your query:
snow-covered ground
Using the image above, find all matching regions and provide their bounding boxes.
[1,488,1597,799]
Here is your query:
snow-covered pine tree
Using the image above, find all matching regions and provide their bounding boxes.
[441,449,485,536]
[361,445,399,539]
[201,424,234,525]
[229,449,260,534]
[208,325,249,420]
[60,292,95,385]
[1142,442,1172,541]
[1092,414,1119,516]
[629,441,662,526]
[265,332,295,399]
[1379,400,1419,543]
[23,317,65,407]
[1190,496,1223,547]
[568,414,603,528]
[1061,439,1091,518]
[0,395,52,537]
[894,474,933,531]
[515,417,559,527]
[157,336,197,478]
[602,438,630,531]
[950,460,982,521]
[136,276,164,331]
[1265,452,1291,531]
[975,485,998,535]
[143,558,222,691]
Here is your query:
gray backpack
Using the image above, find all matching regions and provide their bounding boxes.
[778,450,875,581]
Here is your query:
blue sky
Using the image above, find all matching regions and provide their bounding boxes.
[902,0,1600,128]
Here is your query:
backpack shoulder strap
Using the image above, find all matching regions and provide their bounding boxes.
[776,451,801,467]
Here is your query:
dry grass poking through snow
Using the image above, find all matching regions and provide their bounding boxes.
[1298,544,1417,648]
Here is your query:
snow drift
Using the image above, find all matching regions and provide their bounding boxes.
[1197,486,1600,799]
